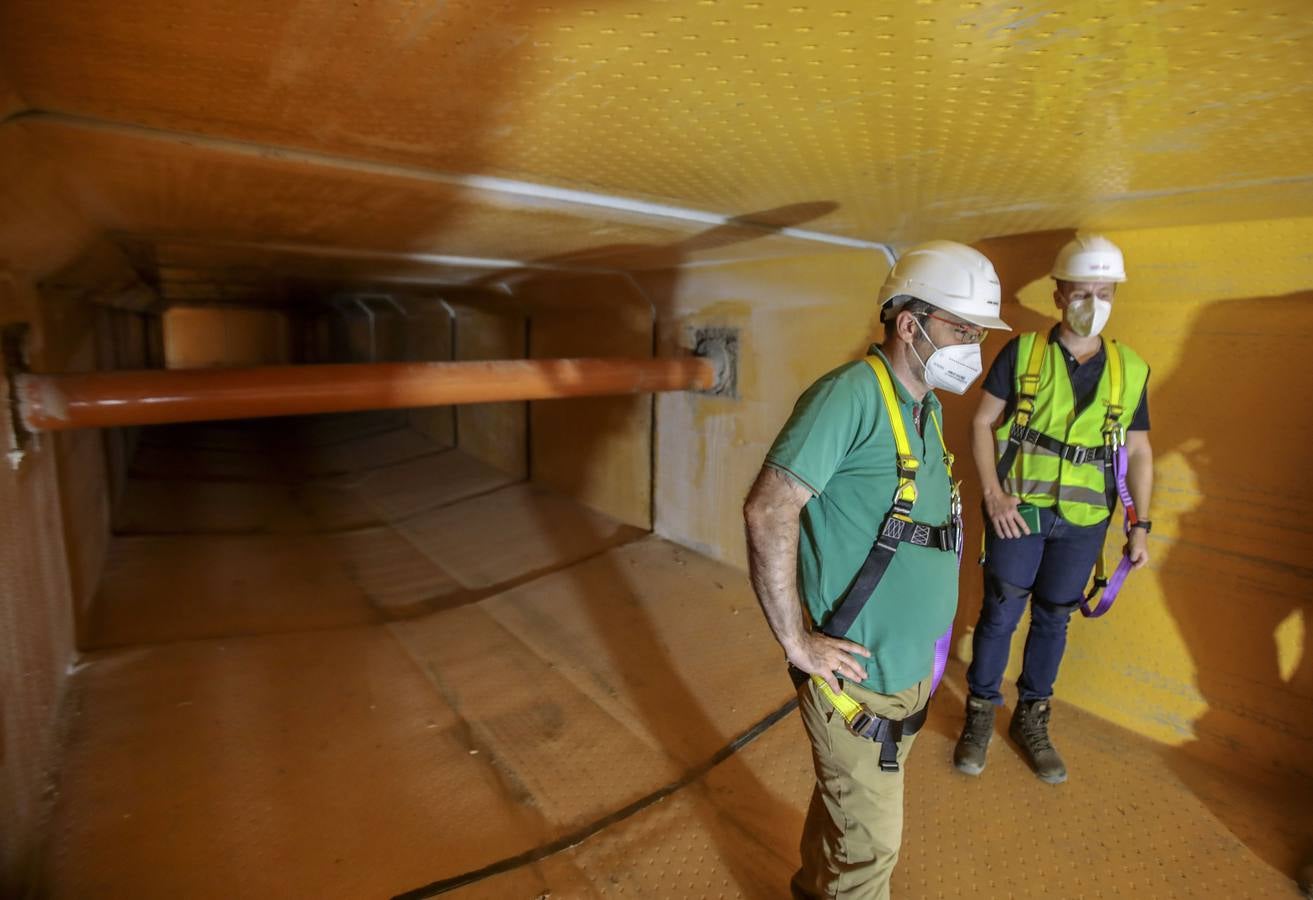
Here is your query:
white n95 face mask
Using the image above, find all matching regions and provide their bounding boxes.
[1066,297,1113,337]
[913,320,983,395]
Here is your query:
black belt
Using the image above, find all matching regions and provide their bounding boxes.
[1009,426,1110,466]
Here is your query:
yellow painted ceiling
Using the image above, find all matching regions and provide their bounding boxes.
[1,0,1311,293]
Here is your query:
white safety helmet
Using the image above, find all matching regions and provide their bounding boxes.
[1052,234,1126,283]
[878,240,1010,330]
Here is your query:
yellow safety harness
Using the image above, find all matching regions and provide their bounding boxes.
[990,334,1131,592]
[797,354,961,772]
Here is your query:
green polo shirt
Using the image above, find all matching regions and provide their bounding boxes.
[764,346,958,694]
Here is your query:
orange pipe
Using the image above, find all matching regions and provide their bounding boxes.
[17,357,718,431]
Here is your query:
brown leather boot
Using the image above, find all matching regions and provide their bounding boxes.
[953,695,995,776]
[1010,699,1067,784]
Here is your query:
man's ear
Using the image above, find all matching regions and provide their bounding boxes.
[895,309,918,343]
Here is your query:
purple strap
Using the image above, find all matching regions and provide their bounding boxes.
[1079,444,1135,619]
[930,512,965,692]
[931,627,952,692]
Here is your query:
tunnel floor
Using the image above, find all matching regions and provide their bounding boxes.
[38,416,1303,898]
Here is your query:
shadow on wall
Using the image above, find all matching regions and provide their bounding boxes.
[1152,291,1313,872]
[480,202,841,896]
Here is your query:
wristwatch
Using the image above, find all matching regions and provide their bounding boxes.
[1129,520,1153,533]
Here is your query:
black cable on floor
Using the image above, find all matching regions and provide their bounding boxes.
[391,694,800,899]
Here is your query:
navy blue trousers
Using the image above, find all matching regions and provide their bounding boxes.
[966,505,1109,704]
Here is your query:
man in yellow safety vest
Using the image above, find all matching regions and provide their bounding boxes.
[953,235,1154,784]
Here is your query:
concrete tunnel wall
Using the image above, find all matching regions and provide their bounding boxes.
[1,260,156,891]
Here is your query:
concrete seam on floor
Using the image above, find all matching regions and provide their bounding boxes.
[474,594,682,762]
[134,422,414,453]
[78,618,399,655]
[385,543,686,762]
[391,497,645,602]
[352,479,525,535]
[385,673,801,899]
[301,447,458,484]
[381,614,560,844]
[114,478,526,537]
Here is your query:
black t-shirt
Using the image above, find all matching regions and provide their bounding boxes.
[983,326,1150,430]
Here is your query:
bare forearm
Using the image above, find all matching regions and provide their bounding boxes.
[745,508,808,656]
[743,466,872,689]
[972,419,1005,499]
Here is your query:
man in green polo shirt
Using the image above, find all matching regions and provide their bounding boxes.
[744,241,1010,899]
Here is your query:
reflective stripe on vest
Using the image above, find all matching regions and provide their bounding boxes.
[995,333,1149,526]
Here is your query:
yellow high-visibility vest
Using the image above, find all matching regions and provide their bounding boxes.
[995,332,1149,526]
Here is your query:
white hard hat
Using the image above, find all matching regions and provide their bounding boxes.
[878,240,1010,330]
[1052,234,1126,283]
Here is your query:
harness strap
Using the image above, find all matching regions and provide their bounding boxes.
[996,333,1049,484]
[820,356,960,641]
[792,667,930,772]
[1100,339,1128,511]
[866,354,921,509]
[1081,442,1139,618]
[1008,425,1111,466]
[991,336,1141,619]
[821,515,959,638]
[800,355,959,772]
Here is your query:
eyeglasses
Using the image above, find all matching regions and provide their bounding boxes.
[1063,288,1115,304]
[922,312,987,345]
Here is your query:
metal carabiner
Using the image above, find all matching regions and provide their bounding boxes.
[1105,423,1126,451]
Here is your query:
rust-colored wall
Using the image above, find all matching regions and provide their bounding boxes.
[0,239,153,892]
[0,273,79,895]
[40,292,112,647]
[0,122,93,280]
[163,306,289,369]
[452,304,527,479]
[401,298,456,449]
[519,272,653,529]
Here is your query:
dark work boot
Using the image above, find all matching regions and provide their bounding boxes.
[953,695,995,776]
[1010,699,1067,784]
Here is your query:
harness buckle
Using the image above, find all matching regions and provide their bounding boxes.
[1106,423,1126,450]
[932,526,951,552]
[1068,445,1088,466]
[848,710,877,740]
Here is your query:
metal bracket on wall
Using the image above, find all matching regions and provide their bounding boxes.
[2,323,37,471]
[692,327,739,399]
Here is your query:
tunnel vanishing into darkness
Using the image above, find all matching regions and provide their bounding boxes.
[2,2,1312,898]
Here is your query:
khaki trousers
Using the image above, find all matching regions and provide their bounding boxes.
[791,674,933,900]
